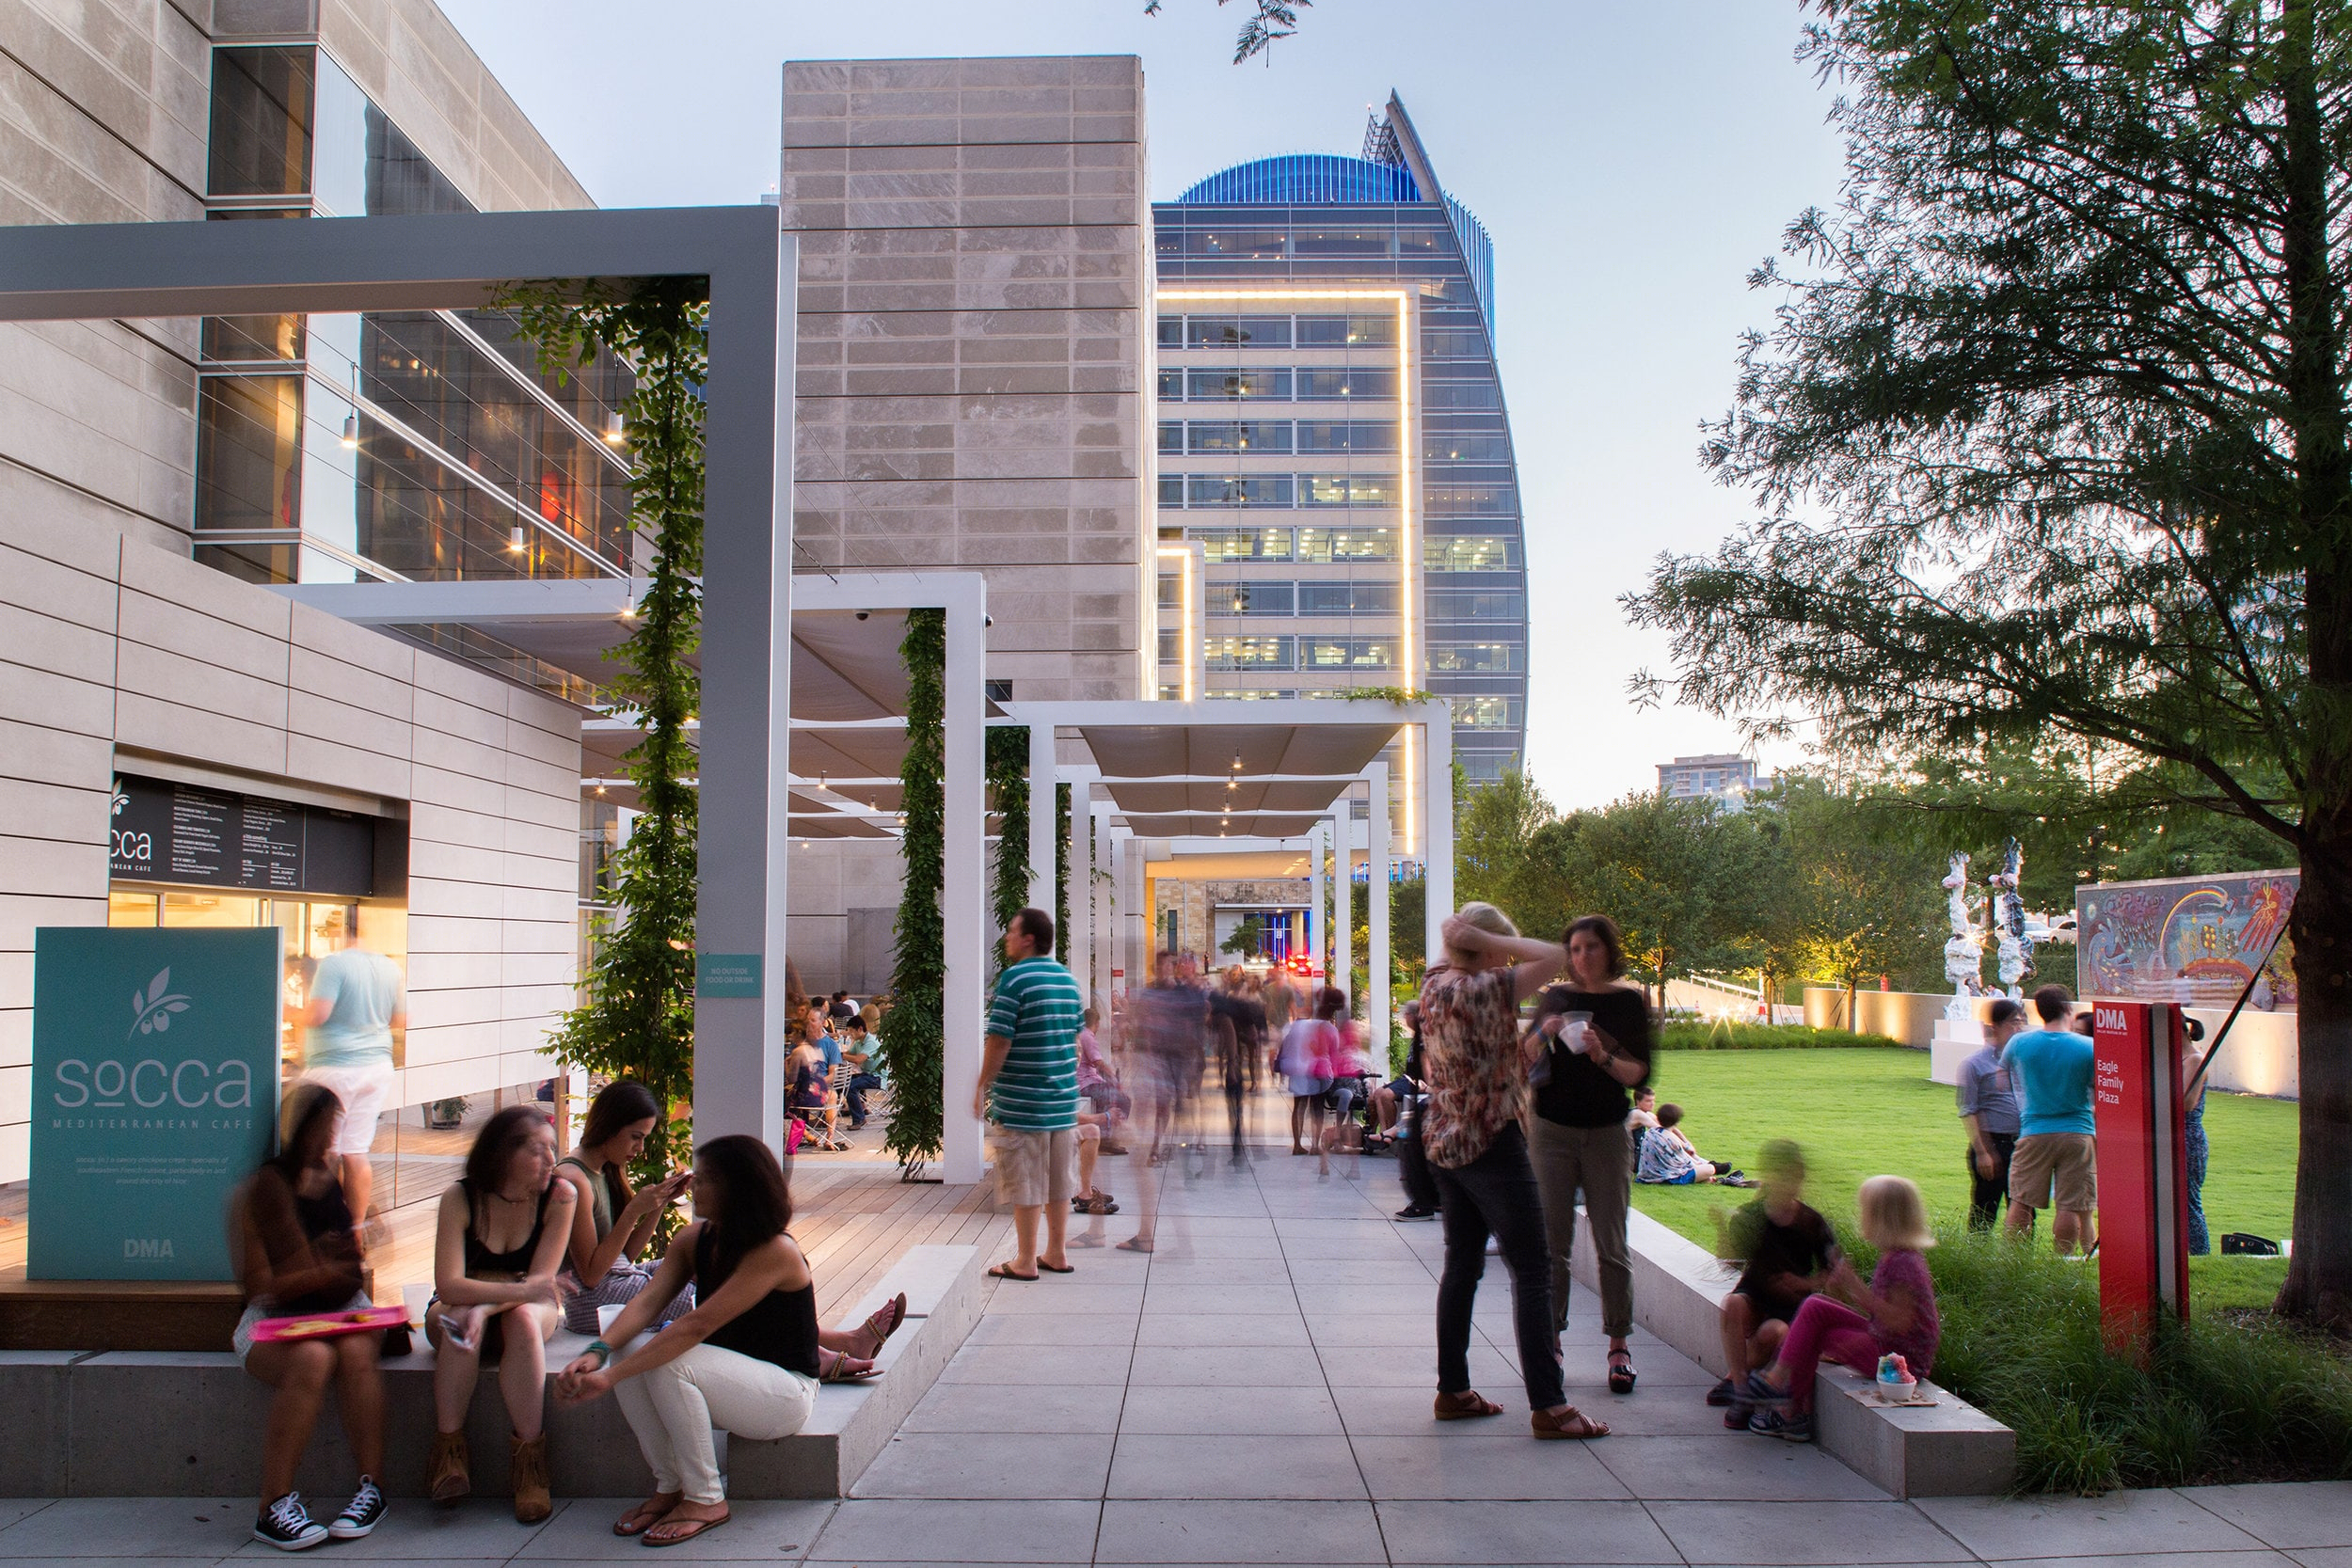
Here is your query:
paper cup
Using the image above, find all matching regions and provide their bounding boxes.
[400,1283,431,1327]
[597,1303,627,1336]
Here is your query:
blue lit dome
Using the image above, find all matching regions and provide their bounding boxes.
[1176,154,1421,206]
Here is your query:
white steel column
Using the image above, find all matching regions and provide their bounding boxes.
[1369,760,1391,1052]
[1068,777,1092,1002]
[1025,721,1055,915]
[1333,800,1352,1008]
[1309,820,1327,982]
[1424,707,1454,968]
[941,588,987,1186]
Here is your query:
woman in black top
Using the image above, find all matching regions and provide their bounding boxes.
[1525,915,1653,1395]
[425,1105,576,1521]
[558,1134,898,1547]
[235,1085,388,1549]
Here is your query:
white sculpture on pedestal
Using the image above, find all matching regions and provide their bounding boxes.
[1941,851,1983,1022]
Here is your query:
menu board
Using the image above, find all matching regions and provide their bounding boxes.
[109,773,376,898]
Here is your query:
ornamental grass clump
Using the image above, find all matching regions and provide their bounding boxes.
[1656,1022,1905,1052]
[1927,1229,2352,1493]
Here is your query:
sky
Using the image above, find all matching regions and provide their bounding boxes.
[436,0,1851,810]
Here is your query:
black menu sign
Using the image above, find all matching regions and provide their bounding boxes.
[109,773,375,897]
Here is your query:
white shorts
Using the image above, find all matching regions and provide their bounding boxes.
[299,1063,396,1157]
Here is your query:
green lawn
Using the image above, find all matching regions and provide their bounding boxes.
[1629,1047,2298,1317]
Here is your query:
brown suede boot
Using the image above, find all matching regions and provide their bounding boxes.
[428,1429,470,1504]
[510,1431,552,1524]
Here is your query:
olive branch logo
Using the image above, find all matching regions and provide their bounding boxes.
[129,968,192,1037]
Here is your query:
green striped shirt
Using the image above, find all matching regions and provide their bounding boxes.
[984,957,1083,1132]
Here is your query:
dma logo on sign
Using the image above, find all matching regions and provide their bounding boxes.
[48,965,253,1111]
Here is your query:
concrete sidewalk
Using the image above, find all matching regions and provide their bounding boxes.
[3,1150,2345,1563]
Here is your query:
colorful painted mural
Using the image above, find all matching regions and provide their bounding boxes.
[2076,870,2297,1011]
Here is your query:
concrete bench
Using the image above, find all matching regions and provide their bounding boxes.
[1570,1206,2014,1497]
[0,1243,984,1499]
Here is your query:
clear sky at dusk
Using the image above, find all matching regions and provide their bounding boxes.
[437,0,1850,809]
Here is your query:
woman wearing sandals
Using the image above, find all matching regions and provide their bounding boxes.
[556,1134,907,1547]
[1526,915,1653,1398]
[1416,904,1610,1440]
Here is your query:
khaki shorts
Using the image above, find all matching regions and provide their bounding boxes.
[991,1125,1077,1209]
[2010,1132,2097,1213]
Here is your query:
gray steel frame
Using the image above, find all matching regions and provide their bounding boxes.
[0,208,799,1153]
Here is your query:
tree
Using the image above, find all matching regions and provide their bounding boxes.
[1455,768,1555,916]
[1766,776,1943,1022]
[1562,793,1770,1006]
[1140,0,1310,62]
[1627,1,2352,1325]
[1221,915,1267,959]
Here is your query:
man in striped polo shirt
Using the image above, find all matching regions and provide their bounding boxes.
[977,906,1085,1279]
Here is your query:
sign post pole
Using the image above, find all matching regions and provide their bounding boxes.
[2091,999,2190,1356]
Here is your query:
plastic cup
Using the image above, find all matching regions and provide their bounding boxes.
[1561,1011,1595,1053]
[400,1283,431,1327]
[597,1303,626,1336]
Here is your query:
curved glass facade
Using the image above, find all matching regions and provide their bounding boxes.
[1153,101,1529,783]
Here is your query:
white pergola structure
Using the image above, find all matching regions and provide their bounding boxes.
[281,570,997,1182]
[1002,698,1453,1055]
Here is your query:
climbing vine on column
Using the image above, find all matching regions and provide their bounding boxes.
[886,608,946,1179]
[1055,783,1071,967]
[986,726,1030,976]
[505,277,706,1194]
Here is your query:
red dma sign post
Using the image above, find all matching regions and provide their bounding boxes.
[2091,1000,2192,1354]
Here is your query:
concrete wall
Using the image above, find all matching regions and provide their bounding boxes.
[0,507,581,1181]
[779,55,1153,704]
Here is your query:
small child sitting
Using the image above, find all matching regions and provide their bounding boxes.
[1740,1175,1941,1443]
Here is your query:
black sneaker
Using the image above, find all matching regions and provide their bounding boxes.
[328,1476,385,1540]
[1706,1376,1739,1406]
[1393,1204,1438,1221]
[1724,1402,1755,1430]
[253,1492,327,1551]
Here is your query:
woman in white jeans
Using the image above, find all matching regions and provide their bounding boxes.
[554,1134,904,1546]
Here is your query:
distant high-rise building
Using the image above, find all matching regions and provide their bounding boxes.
[1659,753,1759,804]
[1152,94,1529,790]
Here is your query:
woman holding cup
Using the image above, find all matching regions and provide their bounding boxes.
[1527,915,1653,1396]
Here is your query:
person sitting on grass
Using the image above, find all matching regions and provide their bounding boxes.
[235,1085,386,1551]
[1634,1103,1719,1184]
[1740,1175,1942,1444]
[557,1135,905,1547]
[1707,1138,1838,1428]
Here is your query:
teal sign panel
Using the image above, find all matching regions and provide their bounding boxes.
[30,927,282,1281]
[696,952,763,999]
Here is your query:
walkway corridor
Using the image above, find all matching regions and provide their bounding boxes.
[0,1150,2343,1563]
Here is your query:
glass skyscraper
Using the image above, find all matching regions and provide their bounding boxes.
[1152,94,1529,784]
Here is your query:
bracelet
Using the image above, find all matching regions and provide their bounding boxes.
[586,1338,613,1367]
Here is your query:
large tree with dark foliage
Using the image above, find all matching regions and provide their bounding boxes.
[1629,1,2352,1324]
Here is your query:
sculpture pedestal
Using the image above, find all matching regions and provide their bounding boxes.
[1931,1017,1985,1086]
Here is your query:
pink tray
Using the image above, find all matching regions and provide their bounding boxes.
[248,1306,408,1342]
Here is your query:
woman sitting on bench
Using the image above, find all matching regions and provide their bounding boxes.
[424,1104,576,1523]
[557,1134,907,1546]
[235,1083,387,1550]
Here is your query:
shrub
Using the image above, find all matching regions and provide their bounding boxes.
[1926,1229,2352,1491]
[1656,1022,1906,1051]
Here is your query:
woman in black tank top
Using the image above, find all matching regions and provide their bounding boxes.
[554,1134,906,1547]
[237,1083,387,1548]
[423,1105,576,1524]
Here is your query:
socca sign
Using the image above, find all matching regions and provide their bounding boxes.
[30,927,282,1281]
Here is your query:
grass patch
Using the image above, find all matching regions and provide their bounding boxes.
[1927,1230,2352,1490]
[1657,1022,1906,1051]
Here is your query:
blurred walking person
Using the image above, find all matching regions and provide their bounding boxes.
[1419,905,1608,1440]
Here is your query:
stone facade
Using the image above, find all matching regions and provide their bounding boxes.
[0,507,582,1183]
[778,55,1153,703]
[1154,877,1311,966]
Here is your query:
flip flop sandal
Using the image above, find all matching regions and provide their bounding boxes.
[644,1512,729,1548]
[1533,1406,1612,1440]
[819,1347,881,1382]
[614,1499,680,1537]
[1038,1260,1075,1274]
[1114,1236,1154,1253]
[1608,1351,1638,1395]
[987,1262,1040,1281]
[857,1291,908,1356]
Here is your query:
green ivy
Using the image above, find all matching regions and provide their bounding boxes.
[986,726,1031,976]
[1055,782,1072,966]
[504,277,706,1196]
[885,609,946,1179]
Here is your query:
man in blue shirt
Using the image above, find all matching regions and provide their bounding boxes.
[2002,985,2099,1255]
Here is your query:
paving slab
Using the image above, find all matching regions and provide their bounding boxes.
[1095,1498,1387,1563]
[1117,1384,1343,1435]
[2182,1481,2352,1550]
[511,1497,835,1559]
[1346,1431,1629,1501]
[1373,1498,1680,1564]
[808,1497,1103,1562]
[902,1379,1126,1434]
[853,1432,1116,1499]
[1916,1488,2267,1560]
[1106,1434,1366,1500]
[1646,1499,1975,1564]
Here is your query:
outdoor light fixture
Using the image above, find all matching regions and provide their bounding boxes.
[602,411,626,445]
[340,414,358,450]
[507,523,527,552]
